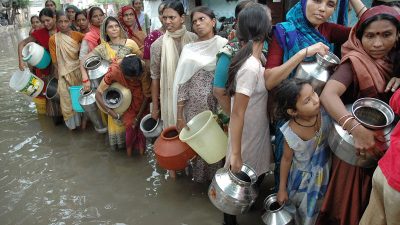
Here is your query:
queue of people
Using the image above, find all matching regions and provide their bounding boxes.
[16,0,400,225]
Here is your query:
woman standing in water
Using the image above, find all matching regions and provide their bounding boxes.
[150,0,197,128]
[174,6,227,183]
[18,8,63,124]
[49,12,85,130]
[82,16,143,152]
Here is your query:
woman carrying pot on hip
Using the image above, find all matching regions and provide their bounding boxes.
[150,0,197,128]
[17,8,63,124]
[224,4,272,225]
[317,6,400,225]
[264,0,367,190]
[174,6,227,183]
[83,16,144,151]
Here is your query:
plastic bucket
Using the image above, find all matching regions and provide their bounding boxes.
[32,97,46,115]
[179,110,227,164]
[22,42,51,69]
[69,86,84,112]
[9,69,44,98]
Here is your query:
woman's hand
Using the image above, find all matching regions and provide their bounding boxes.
[351,125,382,158]
[176,118,186,132]
[305,42,330,58]
[277,189,288,205]
[230,153,243,173]
[19,58,26,71]
[151,108,160,120]
[385,77,400,93]
[82,80,91,91]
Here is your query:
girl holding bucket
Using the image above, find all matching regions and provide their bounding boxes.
[48,11,85,130]
[17,8,63,124]
[224,5,272,225]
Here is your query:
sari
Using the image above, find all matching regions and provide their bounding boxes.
[118,5,146,50]
[83,25,101,52]
[49,31,84,129]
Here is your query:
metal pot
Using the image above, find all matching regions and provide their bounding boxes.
[295,52,339,94]
[102,82,132,114]
[45,77,59,101]
[208,164,258,215]
[84,56,110,90]
[261,194,294,225]
[140,114,163,138]
[328,101,394,168]
[79,89,107,133]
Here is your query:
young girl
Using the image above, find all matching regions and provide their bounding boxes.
[275,78,331,225]
[49,11,85,130]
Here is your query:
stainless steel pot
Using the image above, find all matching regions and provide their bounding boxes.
[261,194,294,225]
[79,89,107,133]
[102,82,132,114]
[45,76,59,101]
[295,52,339,94]
[140,114,163,138]
[208,164,258,215]
[84,56,110,90]
[352,98,394,130]
[328,102,394,168]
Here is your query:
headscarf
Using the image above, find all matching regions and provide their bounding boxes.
[273,0,336,75]
[65,4,80,13]
[83,7,103,52]
[118,5,142,37]
[99,16,127,60]
[341,5,400,97]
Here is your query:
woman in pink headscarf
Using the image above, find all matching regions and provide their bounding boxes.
[118,5,146,51]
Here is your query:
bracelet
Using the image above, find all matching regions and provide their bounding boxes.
[338,114,352,125]
[82,79,89,83]
[116,113,120,120]
[342,117,354,130]
[177,118,183,121]
[356,6,366,17]
[349,122,361,134]
[135,118,139,122]
[106,108,110,114]
[177,104,184,107]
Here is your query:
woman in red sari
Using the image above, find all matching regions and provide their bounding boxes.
[17,8,62,124]
[318,6,400,225]
[118,5,145,50]
[96,55,149,156]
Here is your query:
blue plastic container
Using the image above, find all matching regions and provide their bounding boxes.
[35,50,51,69]
[69,86,85,112]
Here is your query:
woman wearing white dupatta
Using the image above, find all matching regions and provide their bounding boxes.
[150,1,197,128]
[174,6,227,183]
[49,12,85,130]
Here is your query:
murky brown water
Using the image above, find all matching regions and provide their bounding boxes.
[0,27,273,225]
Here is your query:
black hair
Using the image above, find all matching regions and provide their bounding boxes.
[356,13,400,40]
[163,0,185,16]
[56,11,68,21]
[190,6,217,34]
[274,78,312,121]
[158,1,166,15]
[88,6,104,21]
[234,0,255,19]
[45,0,56,6]
[372,0,400,8]
[39,7,56,19]
[30,15,40,23]
[75,10,87,21]
[103,17,121,42]
[120,55,143,78]
[226,4,272,96]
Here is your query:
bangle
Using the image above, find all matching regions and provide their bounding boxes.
[177,104,184,107]
[349,122,361,134]
[106,108,110,114]
[82,79,89,83]
[116,113,120,120]
[342,117,354,130]
[135,118,139,122]
[177,118,182,121]
[356,6,366,17]
[338,114,352,125]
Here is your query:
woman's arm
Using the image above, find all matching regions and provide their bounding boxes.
[320,80,380,156]
[176,101,186,132]
[229,93,249,173]
[350,0,367,18]
[95,81,120,120]
[151,79,160,120]
[264,42,329,90]
[133,97,150,128]
[213,54,232,115]
[277,140,293,205]
[79,40,92,91]
[18,36,36,71]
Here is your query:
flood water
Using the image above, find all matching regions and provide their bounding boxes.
[0,27,273,225]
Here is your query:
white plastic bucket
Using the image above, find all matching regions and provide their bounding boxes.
[22,42,51,69]
[9,69,44,98]
[179,110,227,164]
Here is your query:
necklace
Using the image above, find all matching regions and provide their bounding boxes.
[293,115,318,128]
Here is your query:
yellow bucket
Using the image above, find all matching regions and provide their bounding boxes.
[179,110,227,164]
[33,97,46,115]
